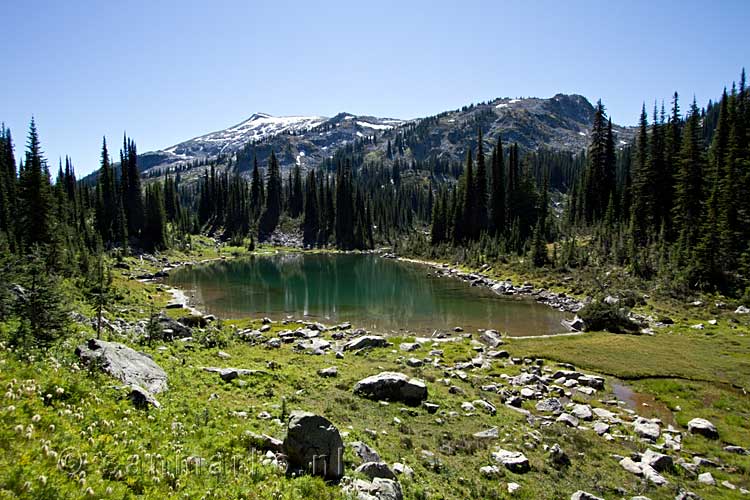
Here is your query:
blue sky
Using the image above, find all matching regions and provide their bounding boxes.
[2,0,748,175]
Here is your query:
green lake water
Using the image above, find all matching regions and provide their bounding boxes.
[167,253,569,337]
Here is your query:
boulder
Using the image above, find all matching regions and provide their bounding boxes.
[405,357,423,368]
[536,398,564,413]
[571,492,604,500]
[399,342,421,352]
[633,417,661,441]
[244,431,283,453]
[126,385,161,409]
[76,339,168,393]
[549,443,570,467]
[318,366,339,378]
[687,418,719,439]
[473,427,499,439]
[620,457,643,475]
[294,338,331,355]
[593,422,610,435]
[342,477,403,500]
[491,449,530,473]
[480,465,501,478]
[282,411,344,480]
[697,472,715,485]
[423,402,440,414]
[562,316,586,332]
[641,449,673,472]
[571,404,593,421]
[479,329,503,348]
[355,461,396,480]
[202,367,268,382]
[641,464,668,486]
[344,335,387,351]
[556,413,579,427]
[735,305,750,314]
[354,372,427,405]
[351,441,381,463]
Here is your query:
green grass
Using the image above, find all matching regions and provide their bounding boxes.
[1,244,749,498]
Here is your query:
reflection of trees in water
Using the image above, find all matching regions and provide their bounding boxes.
[169,254,569,335]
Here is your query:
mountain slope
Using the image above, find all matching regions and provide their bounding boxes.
[132,94,634,180]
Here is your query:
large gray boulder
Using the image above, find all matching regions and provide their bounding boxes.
[282,411,344,480]
[76,339,168,393]
[354,372,427,405]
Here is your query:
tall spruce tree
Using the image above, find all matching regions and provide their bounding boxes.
[489,135,505,234]
[18,118,55,249]
[258,152,282,241]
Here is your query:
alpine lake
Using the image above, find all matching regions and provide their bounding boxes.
[167,253,570,337]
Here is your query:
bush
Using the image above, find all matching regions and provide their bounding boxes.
[578,300,639,333]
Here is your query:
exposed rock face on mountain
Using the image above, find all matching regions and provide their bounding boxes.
[130,94,634,181]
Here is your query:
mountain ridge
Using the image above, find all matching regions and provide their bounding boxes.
[97,93,635,182]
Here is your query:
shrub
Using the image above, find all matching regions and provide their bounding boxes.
[578,300,639,333]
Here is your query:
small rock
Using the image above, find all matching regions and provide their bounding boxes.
[399,342,421,352]
[697,472,715,485]
[507,482,521,494]
[479,465,501,478]
[318,366,338,378]
[391,462,413,477]
[473,427,499,439]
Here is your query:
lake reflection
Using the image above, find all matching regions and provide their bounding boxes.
[167,253,570,337]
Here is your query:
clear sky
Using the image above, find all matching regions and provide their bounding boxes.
[3,0,748,175]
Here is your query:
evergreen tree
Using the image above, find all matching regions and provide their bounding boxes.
[143,184,168,251]
[672,99,705,258]
[474,129,488,234]
[302,169,319,247]
[489,135,505,234]
[250,155,262,218]
[18,118,55,249]
[258,152,282,240]
[630,105,656,244]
